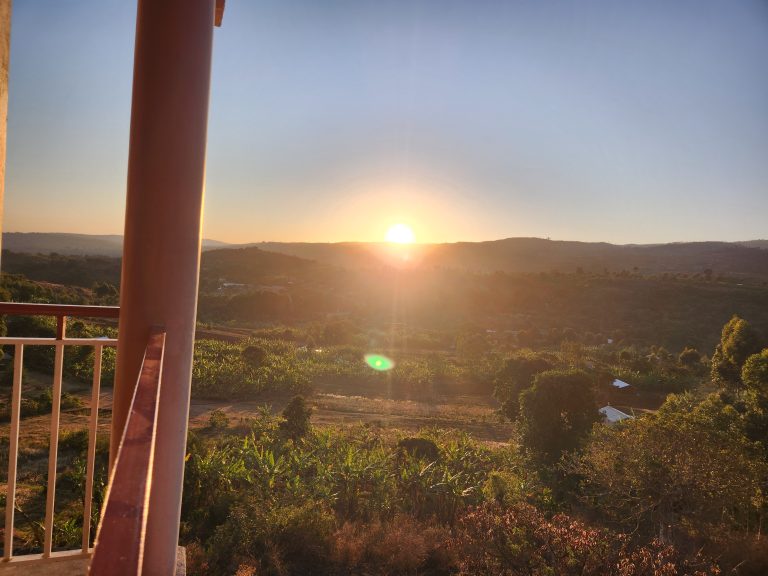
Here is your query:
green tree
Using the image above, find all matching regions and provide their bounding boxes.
[742,349,768,395]
[279,395,313,441]
[574,393,766,545]
[519,369,598,461]
[493,350,552,420]
[711,315,762,391]
[93,281,119,303]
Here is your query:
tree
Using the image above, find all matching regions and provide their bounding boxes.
[711,315,762,391]
[742,349,768,395]
[518,369,598,461]
[678,347,701,368]
[573,393,766,546]
[93,281,119,302]
[279,395,312,441]
[493,350,553,420]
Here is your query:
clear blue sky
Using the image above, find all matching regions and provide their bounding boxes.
[3,0,767,244]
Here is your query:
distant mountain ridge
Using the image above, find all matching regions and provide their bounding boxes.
[255,238,768,280]
[2,232,231,257]
[3,233,768,281]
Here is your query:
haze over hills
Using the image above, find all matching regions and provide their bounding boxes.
[2,232,768,281]
[2,232,231,257]
[257,238,768,281]
[2,236,768,353]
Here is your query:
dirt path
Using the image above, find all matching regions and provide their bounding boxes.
[1,370,512,445]
[189,391,513,443]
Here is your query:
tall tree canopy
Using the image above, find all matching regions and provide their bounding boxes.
[519,369,598,461]
[742,349,768,395]
[711,315,762,390]
[493,350,553,420]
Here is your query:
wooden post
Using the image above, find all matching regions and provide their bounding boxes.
[113,1,216,573]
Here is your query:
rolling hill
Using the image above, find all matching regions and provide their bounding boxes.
[3,233,768,282]
[2,232,230,257]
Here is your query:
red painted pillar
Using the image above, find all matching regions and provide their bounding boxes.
[0,0,11,270]
[113,1,215,573]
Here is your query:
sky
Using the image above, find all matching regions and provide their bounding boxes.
[3,0,767,244]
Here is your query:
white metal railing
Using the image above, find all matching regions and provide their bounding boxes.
[0,303,119,565]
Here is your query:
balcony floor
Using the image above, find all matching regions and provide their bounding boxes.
[0,557,89,575]
[0,547,186,575]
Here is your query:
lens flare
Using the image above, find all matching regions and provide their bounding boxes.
[364,353,394,371]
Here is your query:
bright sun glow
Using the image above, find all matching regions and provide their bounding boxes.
[385,223,415,244]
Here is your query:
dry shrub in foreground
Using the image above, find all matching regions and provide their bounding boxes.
[234,565,258,576]
[331,514,454,575]
[450,502,720,576]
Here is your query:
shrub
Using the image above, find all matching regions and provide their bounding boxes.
[573,393,766,545]
[331,515,453,575]
[208,501,335,575]
[450,502,719,576]
[208,408,230,430]
[678,346,701,367]
[279,396,312,441]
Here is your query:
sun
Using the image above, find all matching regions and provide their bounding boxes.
[385,223,415,244]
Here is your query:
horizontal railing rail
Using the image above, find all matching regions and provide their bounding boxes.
[0,302,120,318]
[0,302,120,340]
[89,327,165,576]
[0,303,120,565]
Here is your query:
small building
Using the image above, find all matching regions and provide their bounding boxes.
[611,378,631,389]
[599,405,634,424]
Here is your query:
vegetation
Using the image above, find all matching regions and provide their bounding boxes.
[518,369,598,461]
[1,253,768,572]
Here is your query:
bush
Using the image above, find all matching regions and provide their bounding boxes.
[279,396,312,441]
[678,346,701,367]
[208,409,230,430]
[450,502,720,576]
[208,501,335,575]
[331,515,453,575]
[573,393,766,547]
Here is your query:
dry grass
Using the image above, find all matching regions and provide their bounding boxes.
[188,390,514,443]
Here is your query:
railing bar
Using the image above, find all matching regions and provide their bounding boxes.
[43,343,65,558]
[0,338,118,346]
[90,328,166,576]
[82,345,103,553]
[0,303,119,319]
[3,344,24,561]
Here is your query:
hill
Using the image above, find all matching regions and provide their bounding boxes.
[4,233,768,282]
[258,238,768,282]
[2,232,230,257]
[0,246,319,289]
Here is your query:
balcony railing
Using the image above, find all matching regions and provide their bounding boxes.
[0,302,119,566]
[89,327,165,575]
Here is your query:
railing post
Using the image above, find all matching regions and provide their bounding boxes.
[82,344,103,553]
[3,343,23,561]
[43,338,65,557]
[56,315,67,340]
[114,1,216,573]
